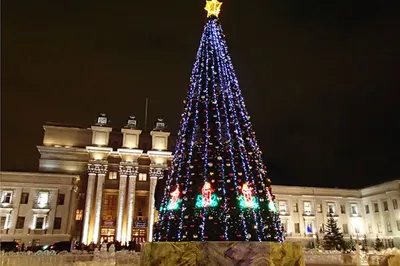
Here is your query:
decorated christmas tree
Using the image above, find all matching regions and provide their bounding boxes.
[323,214,345,250]
[153,0,283,242]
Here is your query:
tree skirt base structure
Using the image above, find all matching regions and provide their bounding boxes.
[140,241,304,266]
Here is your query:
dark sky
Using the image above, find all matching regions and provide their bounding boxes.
[2,0,399,189]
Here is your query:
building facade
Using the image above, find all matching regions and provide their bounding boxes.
[36,115,173,245]
[1,114,399,248]
[274,180,400,248]
[0,172,79,246]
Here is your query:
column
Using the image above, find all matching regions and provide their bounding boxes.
[92,173,105,244]
[116,174,127,242]
[82,172,96,244]
[126,170,138,242]
[147,175,158,242]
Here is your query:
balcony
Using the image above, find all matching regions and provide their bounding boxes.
[303,211,315,217]
[279,211,290,216]
[350,213,362,218]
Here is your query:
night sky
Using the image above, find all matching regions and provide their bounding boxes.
[2,1,399,189]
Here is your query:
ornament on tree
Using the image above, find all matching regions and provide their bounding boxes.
[239,183,259,209]
[167,187,181,210]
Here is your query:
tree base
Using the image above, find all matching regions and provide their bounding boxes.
[140,241,304,266]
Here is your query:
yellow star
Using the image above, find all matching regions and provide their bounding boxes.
[205,0,222,18]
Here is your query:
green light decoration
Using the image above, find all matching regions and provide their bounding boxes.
[238,195,260,210]
[195,194,218,208]
[167,198,181,210]
[268,201,277,213]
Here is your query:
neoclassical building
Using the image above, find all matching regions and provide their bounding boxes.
[36,115,173,245]
[0,172,79,246]
[273,180,400,247]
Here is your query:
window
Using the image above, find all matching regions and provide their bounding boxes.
[294,223,300,233]
[109,172,117,180]
[35,217,44,229]
[54,218,62,229]
[317,204,322,213]
[343,223,348,234]
[1,191,13,203]
[387,221,392,232]
[374,203,379,212]
[351,204,358,215]
[377,222,382,233]
[393,199,398,210]
[20,193,29,204]
[340,204,346,214]
[396,220,400,231]
[278,201,287,213]
[304,201,312,214]
[57,194,65,205]
[293,203,298,213]
[79,193,85,200]
[328,203,335,214]
[383,201,389,211]
[365,205,370,214]
[75,209,83,220]
[138,173,147,181]
[305,221,313,233]
[355,226,360,234]
[368,224,373,234]
[0,217,6,228]
[16,217,25,229]
[37,192,49,207]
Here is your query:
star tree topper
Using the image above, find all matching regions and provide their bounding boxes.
[205,0,222,18]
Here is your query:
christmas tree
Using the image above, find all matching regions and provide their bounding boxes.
[323,214,345,250]
[153,0,283,242]
[374,236,384,251]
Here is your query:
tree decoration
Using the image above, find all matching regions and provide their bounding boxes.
[153,0,283,242]
[167,187,181,210]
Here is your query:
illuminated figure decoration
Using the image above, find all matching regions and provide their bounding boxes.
[154,0,283,242]
[239,183,259,209]
[195,182,218,208]
[167,187,181,210]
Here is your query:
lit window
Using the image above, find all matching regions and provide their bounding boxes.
[317,204,322,213]
[37,192,49,207]
[109,172,117,180]
[75,209,83,220]
[138,173,147,181]
[328,203,335,214]
[354,226,360,234]
[303,201,312,214]
[351,204,358,215]
[278,201,287,213]
[305,221,313,233]
[393,199,398,210]
[16,217,25,229]
[1,191,13,204]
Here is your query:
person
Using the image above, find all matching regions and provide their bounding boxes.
[21,243,25,252]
